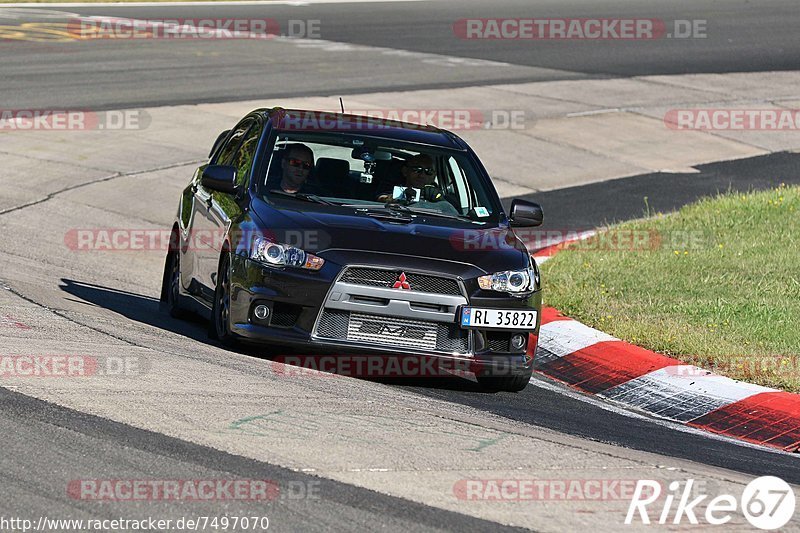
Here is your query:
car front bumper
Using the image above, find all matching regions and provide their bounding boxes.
[228,255,541,373]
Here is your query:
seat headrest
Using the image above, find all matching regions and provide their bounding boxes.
[315,157,350,177]
[312,158,350,196]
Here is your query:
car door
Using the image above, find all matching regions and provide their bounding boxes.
[191,118,254,302]
[206,117,264,285]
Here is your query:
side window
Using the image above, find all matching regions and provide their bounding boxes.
[230,121,262,188]
[215,119,253,166]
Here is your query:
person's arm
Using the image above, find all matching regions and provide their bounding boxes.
[376,182,396,202]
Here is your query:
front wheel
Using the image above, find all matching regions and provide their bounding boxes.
[210,253,237,347]
[162,251,189,319]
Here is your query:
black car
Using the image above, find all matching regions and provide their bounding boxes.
[160,108,544,391]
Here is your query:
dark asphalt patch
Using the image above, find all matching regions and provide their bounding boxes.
[505,151,800,232]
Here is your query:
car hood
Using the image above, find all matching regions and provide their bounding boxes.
[249,198,531,274]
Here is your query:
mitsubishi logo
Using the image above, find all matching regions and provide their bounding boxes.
[392,272,411,290]
[358,322,426,340]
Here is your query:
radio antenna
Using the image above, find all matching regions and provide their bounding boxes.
[339,97,345,113]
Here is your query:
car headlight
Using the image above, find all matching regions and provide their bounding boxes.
[251,237,324,271]
[478,268,536,293]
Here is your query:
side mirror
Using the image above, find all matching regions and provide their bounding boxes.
[509,199,543,227]
[201,165,237,193]
[209,129,230,158]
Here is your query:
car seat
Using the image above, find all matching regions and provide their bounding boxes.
[312,157,351,197]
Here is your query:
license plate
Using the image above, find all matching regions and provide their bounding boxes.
[460,307,538,329]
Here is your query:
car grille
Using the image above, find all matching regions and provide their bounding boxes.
[339,267,462,296]
[486,334,511,352]
[316,309,469,354]
[349,313,438,350]
[270,302,302,328]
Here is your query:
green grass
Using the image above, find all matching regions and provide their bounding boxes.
[540,184,800,391]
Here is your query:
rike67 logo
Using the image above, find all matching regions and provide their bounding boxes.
[626,476,795,529]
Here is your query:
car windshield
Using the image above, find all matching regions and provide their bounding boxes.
[259,132,501,222]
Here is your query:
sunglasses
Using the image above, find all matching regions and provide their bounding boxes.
[288,158,313,170]
[407,166,435,175]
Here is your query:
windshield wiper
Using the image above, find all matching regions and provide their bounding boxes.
[390,204,470,221]
[269,190,335,205]
[383,203,414,214]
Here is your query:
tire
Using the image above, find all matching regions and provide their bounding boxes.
[163,251,189,319]
[210,253,237,347]
[476,366,533,392]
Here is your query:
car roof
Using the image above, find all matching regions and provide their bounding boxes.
[254,107,467,149]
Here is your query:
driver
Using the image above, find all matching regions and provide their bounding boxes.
[376,154,444,203]
[279,144,315,193]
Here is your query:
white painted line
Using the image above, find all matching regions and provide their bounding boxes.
[537,319,617,360]
[285,36,513,68]
[659,167,702,174]
[0,7,79,17]
[566,108,620,118]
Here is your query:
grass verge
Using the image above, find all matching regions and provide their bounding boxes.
[540,184,800,391]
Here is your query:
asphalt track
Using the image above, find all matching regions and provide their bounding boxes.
[2,0,800,530]
[1,0,800,108]
[0,387,524,532]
